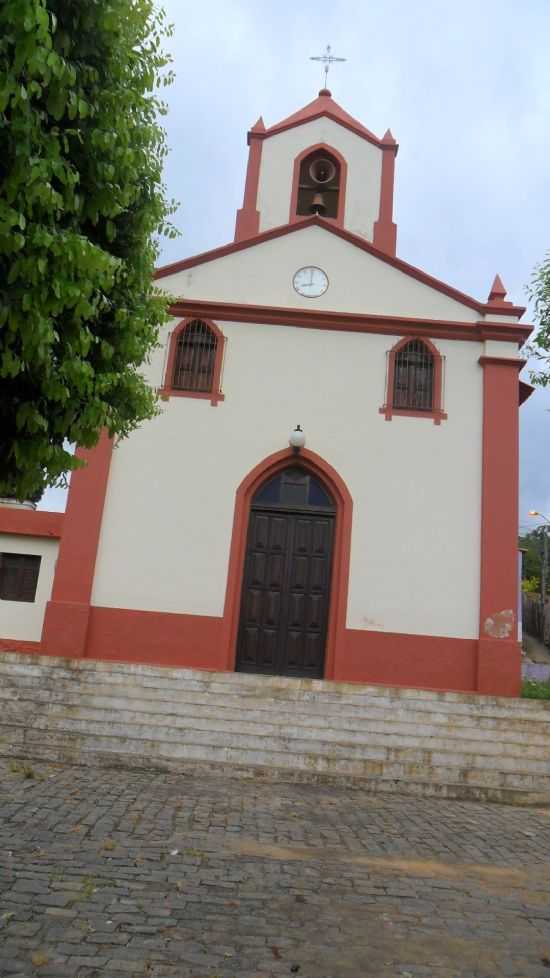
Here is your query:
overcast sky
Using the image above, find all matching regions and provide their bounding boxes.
[42,0,550,528]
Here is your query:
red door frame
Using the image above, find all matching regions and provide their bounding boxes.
[220,447,353,679]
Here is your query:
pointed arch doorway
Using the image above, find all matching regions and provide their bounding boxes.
[235,464,336,678]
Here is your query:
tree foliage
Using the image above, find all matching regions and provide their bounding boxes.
[527,252,550,387]
[0,0,177,500]
[519,530,544,582]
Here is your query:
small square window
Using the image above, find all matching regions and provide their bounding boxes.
[0,553,41,603]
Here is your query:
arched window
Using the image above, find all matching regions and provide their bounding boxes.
[393,339,434,411]
[380,337,446,424]
[161,318,225,405]
[173,319,217,392]
[252,466,335,511]
[296,149,341,219]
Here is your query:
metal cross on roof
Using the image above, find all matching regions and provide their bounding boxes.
[310,44,347,88]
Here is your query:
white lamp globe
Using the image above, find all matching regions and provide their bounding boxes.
[289,425,306,451]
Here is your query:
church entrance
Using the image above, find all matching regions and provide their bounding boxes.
[236,466,335,679]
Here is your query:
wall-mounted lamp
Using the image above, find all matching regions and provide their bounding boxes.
[289,424,306,454]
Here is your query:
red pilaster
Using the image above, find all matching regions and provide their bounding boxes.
[477,356,524,695]
[373,132,398,256]
[41,429,113,657]
[234,120,264,242]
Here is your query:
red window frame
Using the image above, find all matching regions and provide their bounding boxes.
[380,336,447,425]
[159,318,226,406]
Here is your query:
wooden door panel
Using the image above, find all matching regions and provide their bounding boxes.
[248,552,266,587]
[284,630,305,669]
[306,593,324,629]
[310,554,329,592]
[263,589,281,627]
[244,587,263,625]
[287,591,305,628]
[267,553,285,588]
[268,516,288,552]
[236,506,335,678]
[282,516,334,677]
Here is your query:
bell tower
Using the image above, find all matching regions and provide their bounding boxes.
[234,88,398,256]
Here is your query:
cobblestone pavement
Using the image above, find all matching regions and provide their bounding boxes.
[1,760,550,978]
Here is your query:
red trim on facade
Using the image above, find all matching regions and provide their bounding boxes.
[220,448,353,680]
[252,91,394,151]
[478,356,526,369]
[373,144,398,256]
[155,216,526,318]
[171,298,531,347]
[0,638,42,654]
[86,607,225,669]
[478,357,522,696]
[234,136,262,242]
[159,318,226,406]
[19,612,493,695]
[342,630,477,692]
[41,430,113,658]
[0,509,63,538]
[288,143,348,229]
[380,336,447,424]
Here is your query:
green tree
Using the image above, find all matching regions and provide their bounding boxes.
[528,252,550,387]
[519,531,543,581]
[0,0,177,501]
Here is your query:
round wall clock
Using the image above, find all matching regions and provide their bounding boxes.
[292,266,329,299]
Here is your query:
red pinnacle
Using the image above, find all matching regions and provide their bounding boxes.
[488,274,507,302]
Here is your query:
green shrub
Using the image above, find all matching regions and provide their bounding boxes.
[522,679,550,700]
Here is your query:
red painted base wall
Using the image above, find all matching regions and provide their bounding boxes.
[340,629,478,692]
[3,605,521,696]
[86,607,226,671]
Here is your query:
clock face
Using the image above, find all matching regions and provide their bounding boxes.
[292,266,329,298]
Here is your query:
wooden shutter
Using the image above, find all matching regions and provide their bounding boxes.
[0,553,41,602]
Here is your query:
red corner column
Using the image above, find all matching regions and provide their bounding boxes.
[372,130,398,257]
[41,430,113,658]
[478,355,524,695]
[234,117,264,242]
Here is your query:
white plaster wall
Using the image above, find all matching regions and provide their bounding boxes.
[483,339,523,358]
[0,535,58,641]
[160,225,480,326]
[93,324,483,639]
[255,118,384,240]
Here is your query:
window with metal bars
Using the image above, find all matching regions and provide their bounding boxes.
[172,320,218,393]
[0,553,41,602]
[392,339,434,411]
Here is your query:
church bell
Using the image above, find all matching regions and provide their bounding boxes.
[309,192,326,215]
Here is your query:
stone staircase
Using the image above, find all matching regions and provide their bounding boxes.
[1,651,550,805]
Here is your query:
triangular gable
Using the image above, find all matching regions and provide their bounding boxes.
[252,90,395,152]
[156,216,525,320]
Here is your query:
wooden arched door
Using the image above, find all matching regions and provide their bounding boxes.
[236,466,335,678]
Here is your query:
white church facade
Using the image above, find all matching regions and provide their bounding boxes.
[0,88,532,695]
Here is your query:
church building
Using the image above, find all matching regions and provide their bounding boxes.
[0,87,532,696]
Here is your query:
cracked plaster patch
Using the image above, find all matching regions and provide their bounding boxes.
[483,609,515,639]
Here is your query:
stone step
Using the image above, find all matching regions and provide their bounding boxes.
[7,711,550,781]
[6,724,550,795]
[0,654,545,714]
[2,652,550,805]
[3,696,550,761]
[0,653,532,710]
[2,663,550,726]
